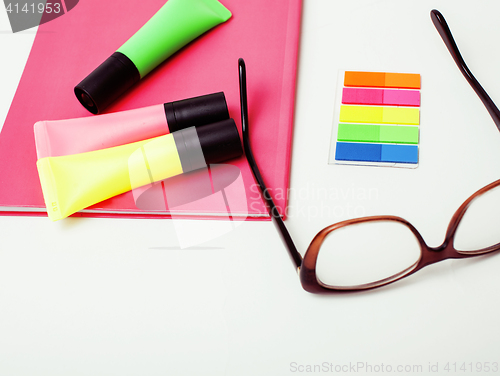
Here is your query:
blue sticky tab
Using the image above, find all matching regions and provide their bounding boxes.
[381,144,418,164]
[335,142,382,162]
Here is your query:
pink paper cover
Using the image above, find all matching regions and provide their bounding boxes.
[0,0,302,220]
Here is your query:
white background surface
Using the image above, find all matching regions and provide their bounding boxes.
[2,1,500,375]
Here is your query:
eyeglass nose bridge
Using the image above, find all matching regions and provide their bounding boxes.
[418,234,472,270]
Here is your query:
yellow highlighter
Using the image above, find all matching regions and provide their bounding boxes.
[36,120,242,221]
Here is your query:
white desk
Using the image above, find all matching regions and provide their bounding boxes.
[1,1,500,375]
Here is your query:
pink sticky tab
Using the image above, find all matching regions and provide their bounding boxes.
[383,90,420,107]
[343,87,420,106]
[342,88,384,105]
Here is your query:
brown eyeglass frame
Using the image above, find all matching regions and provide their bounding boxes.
[238,9,500,294]
[299,179,500,293]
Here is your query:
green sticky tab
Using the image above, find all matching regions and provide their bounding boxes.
[337,124,419,144]
[337,124,380,142]
[379,126,419,144]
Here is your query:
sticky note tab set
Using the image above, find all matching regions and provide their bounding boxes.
[330,71,421,168]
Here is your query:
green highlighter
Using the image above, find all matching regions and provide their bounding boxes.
[75,0,232,114]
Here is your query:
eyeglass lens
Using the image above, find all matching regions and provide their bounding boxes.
[315,220,421,289]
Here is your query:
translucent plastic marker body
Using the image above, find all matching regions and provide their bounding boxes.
[35,92,229,159]
[36,119,242,221]
[74,0,232,114]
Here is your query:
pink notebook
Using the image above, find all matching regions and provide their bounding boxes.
[0,0,302,220]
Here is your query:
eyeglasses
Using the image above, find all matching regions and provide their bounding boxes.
[238,9,500,293]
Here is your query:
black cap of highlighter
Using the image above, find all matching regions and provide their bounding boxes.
[172,119,242,174]
[164,92,230,133]
[74,52,141,115]
[196,118,243,164]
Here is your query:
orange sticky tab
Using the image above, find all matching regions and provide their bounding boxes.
[344,71,421,89]
[385,73,421,89]
[344,72,386,88]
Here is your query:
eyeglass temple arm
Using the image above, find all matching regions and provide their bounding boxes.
[431,9,500,132]
[238,58,303,271]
